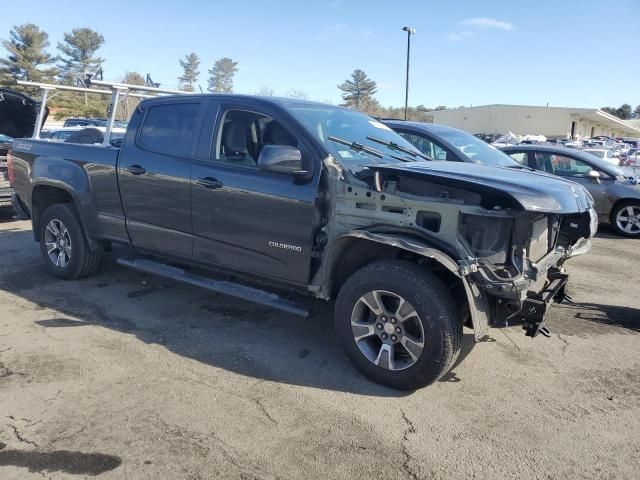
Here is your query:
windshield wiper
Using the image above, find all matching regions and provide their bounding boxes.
[366,135,431,161]
[328,135,384,159]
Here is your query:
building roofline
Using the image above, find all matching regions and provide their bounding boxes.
[431,104,640,134]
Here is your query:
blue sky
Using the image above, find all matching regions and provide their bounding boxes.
[3,0,639,108]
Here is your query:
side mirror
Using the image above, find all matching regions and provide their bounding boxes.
[586,170,601,184]
[258,145,306,175]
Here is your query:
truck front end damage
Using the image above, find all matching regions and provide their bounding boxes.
[313,157,597,340]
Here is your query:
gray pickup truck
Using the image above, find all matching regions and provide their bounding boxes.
[9,93,597,389]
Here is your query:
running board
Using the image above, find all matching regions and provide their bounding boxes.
[116,258,312,318]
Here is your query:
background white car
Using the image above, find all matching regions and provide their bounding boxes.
[582,148,619,165]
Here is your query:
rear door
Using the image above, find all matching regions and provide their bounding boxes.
[190,100,319,284]
[118,99,204,257]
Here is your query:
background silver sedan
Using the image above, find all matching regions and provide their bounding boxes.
[501,144,640,238]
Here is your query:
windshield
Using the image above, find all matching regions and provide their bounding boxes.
[435,128,519,166]
[0,134,12,142]
[287,105,424,168]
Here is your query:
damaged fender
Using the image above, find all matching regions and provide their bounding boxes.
[326,230,490,340]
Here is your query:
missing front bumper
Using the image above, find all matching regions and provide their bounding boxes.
[519,271,569,338]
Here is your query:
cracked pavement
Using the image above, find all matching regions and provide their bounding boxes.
[1,215,640,479]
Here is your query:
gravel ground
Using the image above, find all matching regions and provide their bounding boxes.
[1,212,639,479]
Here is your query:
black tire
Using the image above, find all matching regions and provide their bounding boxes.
[611,201,640,238]
[334,260,462,390]
[38,203,102,280]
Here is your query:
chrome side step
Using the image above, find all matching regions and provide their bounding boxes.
[116,258,312,318]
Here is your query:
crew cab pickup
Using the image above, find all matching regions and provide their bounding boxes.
[9,94,597,389]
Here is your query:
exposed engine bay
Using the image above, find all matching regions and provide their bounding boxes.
[312,157,597,339]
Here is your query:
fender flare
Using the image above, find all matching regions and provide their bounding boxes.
[325,230,489,340]
[29,159,100,248]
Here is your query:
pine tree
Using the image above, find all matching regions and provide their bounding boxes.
[178,53,200,92]
[207,57,238,93]
[616,104,632,120]
[0,24,58,94]
[55,27,106,115]
[57,28,105,85]
[338,69,378,111]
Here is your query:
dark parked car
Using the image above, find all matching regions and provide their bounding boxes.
[382,120,519,167]
[0,88,48,212]
[63,118,127,129]
[10,95,596,389]
[500,144,640,237]
[0,133,13,209]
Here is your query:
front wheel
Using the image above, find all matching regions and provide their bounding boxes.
[334,260,462,390]
[39,203,102,280]
[611,201,640,238]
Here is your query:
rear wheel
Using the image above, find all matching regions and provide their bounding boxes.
[611,201,640,238]
[334,260,462,390]
[39,203,102,279]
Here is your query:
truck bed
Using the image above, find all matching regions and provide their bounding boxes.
[10,139,125,240]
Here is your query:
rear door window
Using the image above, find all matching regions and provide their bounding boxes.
[507,151,529,165]
[398,132,448,160]
[139,103,200,157]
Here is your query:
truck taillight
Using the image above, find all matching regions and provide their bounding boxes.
[7,150,14,185]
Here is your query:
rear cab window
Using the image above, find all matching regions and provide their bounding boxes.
[138,102,201,157]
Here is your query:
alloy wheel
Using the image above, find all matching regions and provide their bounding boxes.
[44,219,72,268]
[350,290,425,371]
[615,205,640,235]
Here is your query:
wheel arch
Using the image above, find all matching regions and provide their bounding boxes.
[324,230,489,340]
[609,197,640,224]
[30,183,100,250]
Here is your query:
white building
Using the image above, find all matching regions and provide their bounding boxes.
[428,104,640,139]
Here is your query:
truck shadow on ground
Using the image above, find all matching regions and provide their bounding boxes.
[0,442,121,476]
[549,302,640,335]
[5,228,636,394]
[0,210,17,224]
[1,234,416,396]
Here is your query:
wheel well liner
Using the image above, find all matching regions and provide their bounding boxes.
[31,185,75,240]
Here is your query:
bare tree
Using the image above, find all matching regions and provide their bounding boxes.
[254,86,275,96]
[285,89,308,100]
[118,71,145,120]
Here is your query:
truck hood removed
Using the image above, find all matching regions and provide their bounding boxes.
[0,88,48,138]
[367,161,592,214]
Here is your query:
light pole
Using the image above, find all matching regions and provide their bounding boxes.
[402,26,415,121]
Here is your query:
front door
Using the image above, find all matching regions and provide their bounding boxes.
[190,104,319,284]
[118,99,203,257]
[551,153,611,217]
